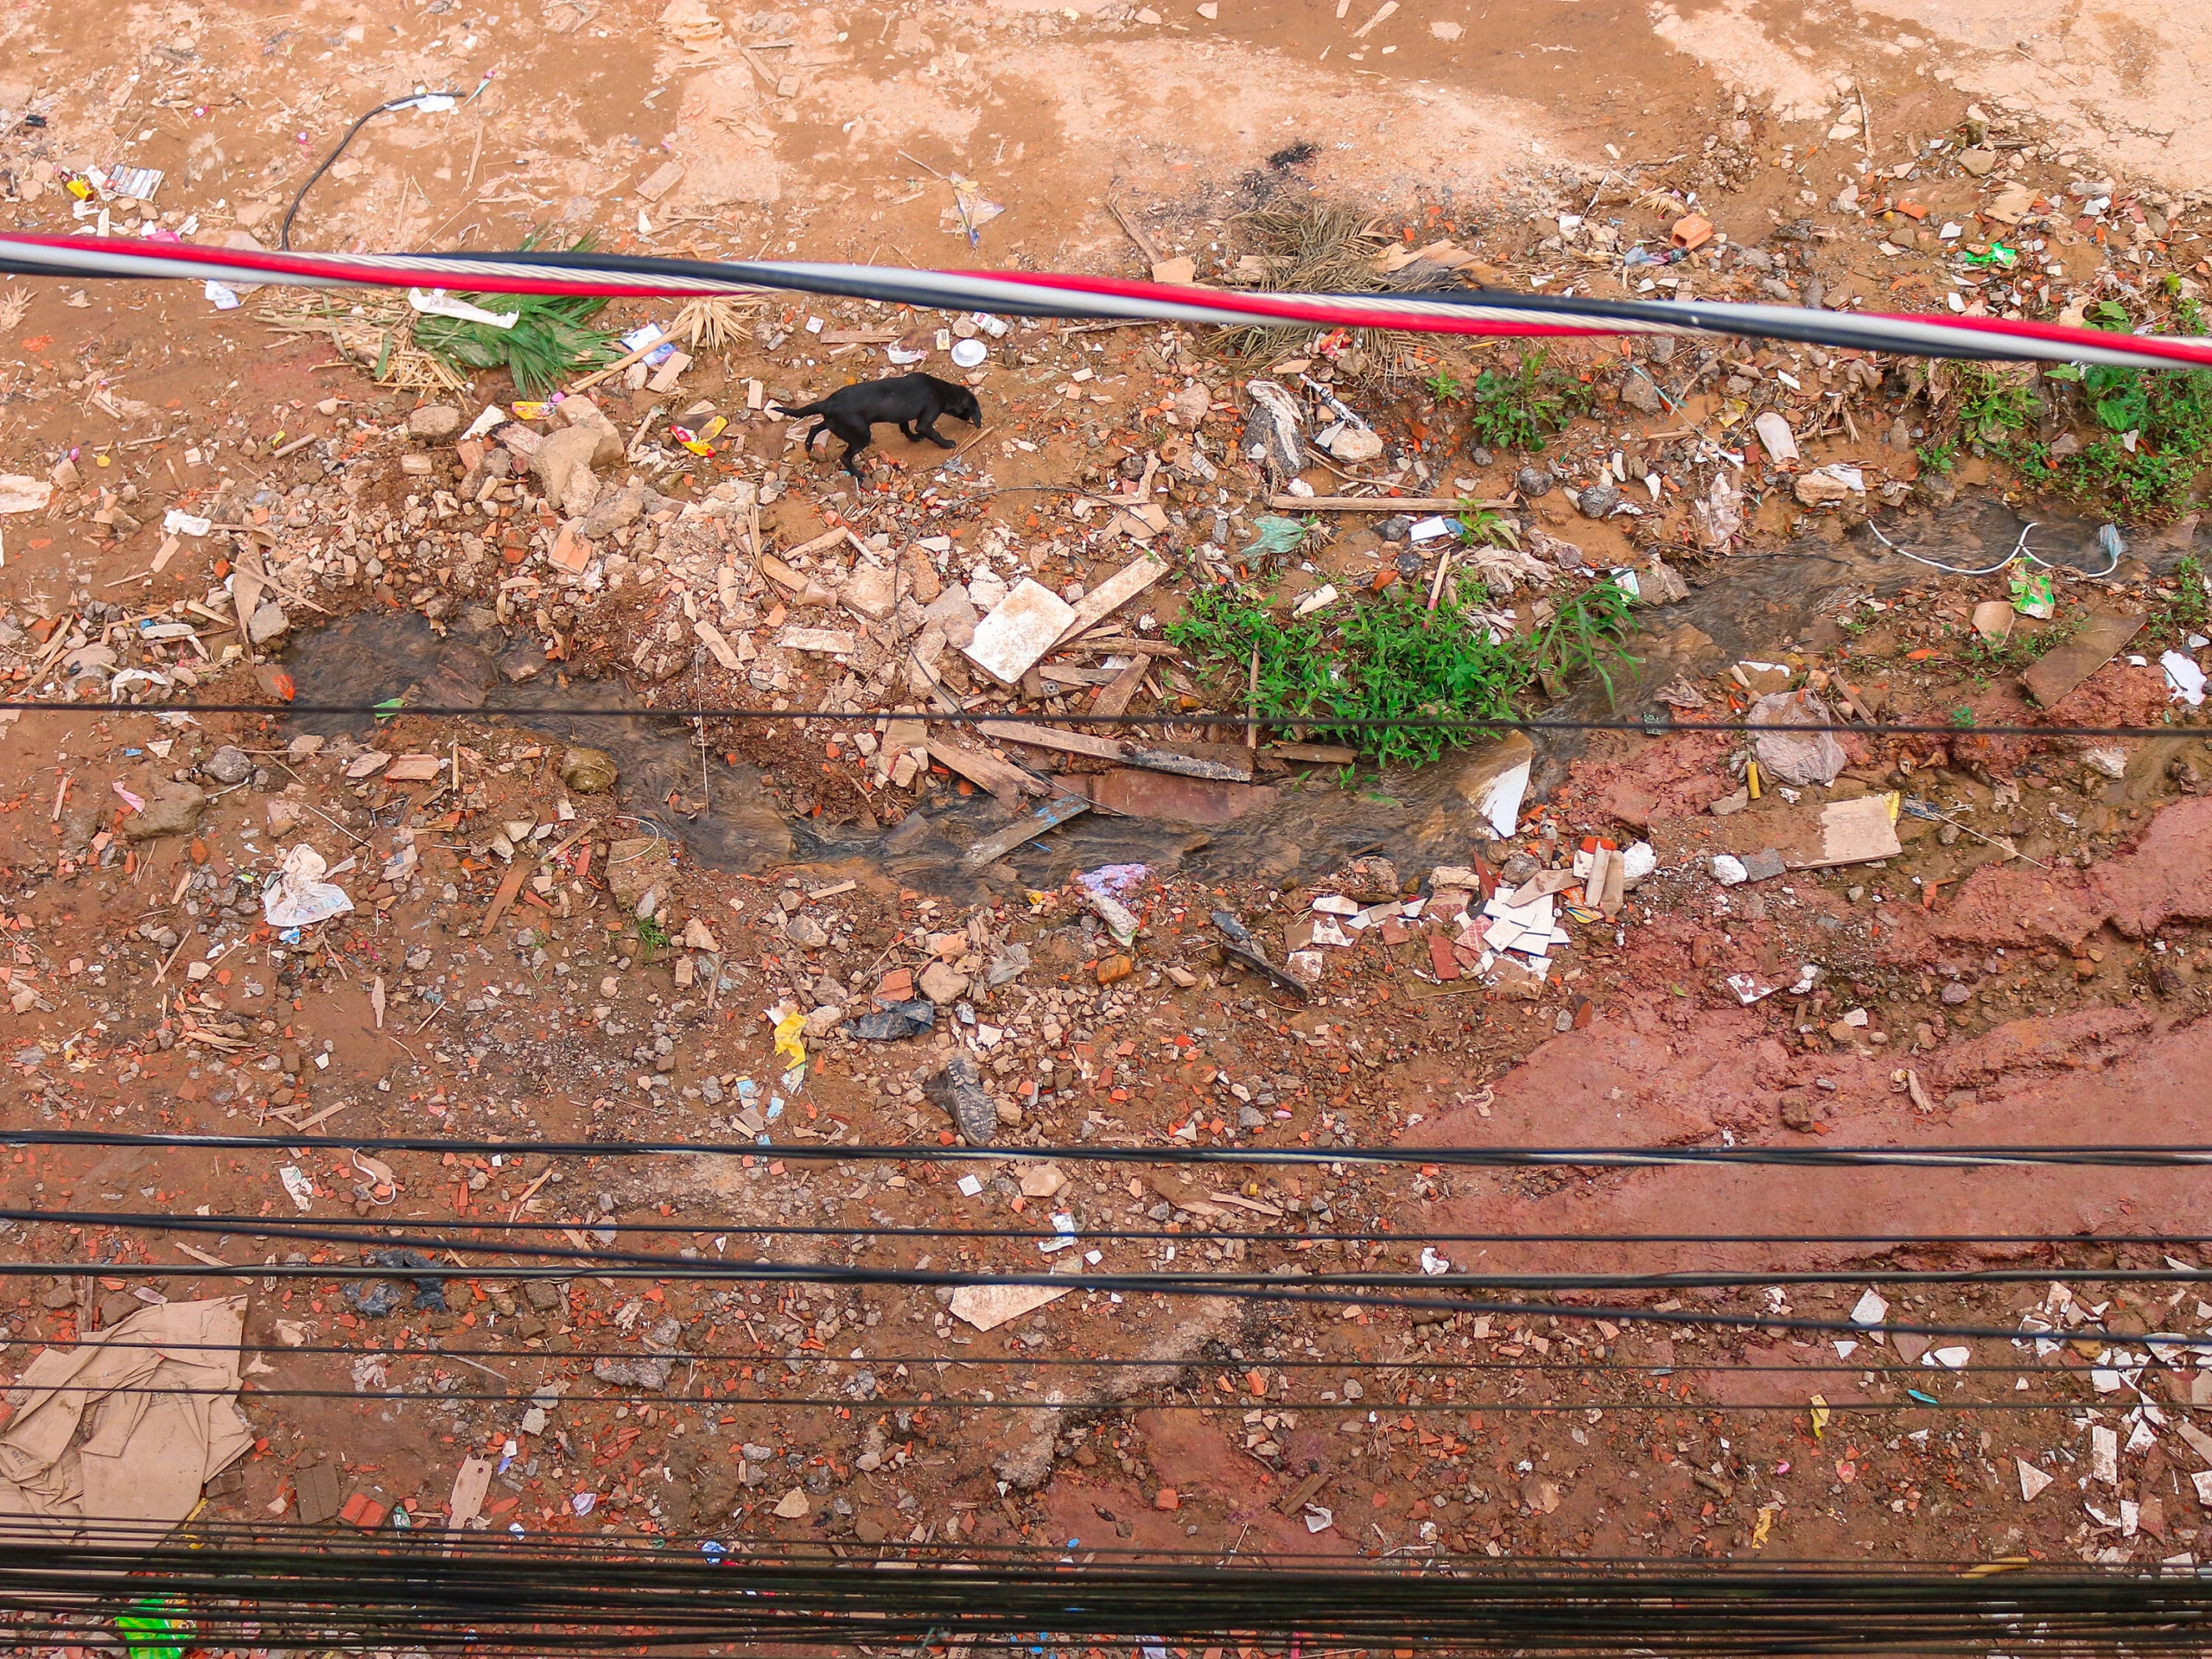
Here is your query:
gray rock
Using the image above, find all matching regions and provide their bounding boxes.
[247,601,289,645]
[918,960,969,1004]
[1466,446,1494,467]
[1575,482,1623,519]
[785,914,830,950]
[1635,557,1690,605]
[572,481,645,541]
[202,746,251,785]
[124,784,207,842]
[1515,467,1554,498]
[1619,375,1666,415]
[1376,516,1412,543]
[993,1422,1059,1491]
[1941,982,1973,1006]
[1238,1106,1267,1130]
[531,424,607,516]
[407,404,463,439]
[1313,422,1382,463]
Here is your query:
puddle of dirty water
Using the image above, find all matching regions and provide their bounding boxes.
[276,505,2126,895]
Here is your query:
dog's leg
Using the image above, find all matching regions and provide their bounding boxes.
[825,414,874,475]
[914,413,958,448]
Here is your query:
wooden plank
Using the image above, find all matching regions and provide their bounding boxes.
[1127,744,1253,783]
[1089,654,1152,719]
[1265,741,1360,765]
[1052,554,1166,648]
[480,861,530,934]
[2021,612,2144,708]
[962,794,1092,868]
[1268,494,1508,512]
[926,741,1041,806]
[981,721,1126,762]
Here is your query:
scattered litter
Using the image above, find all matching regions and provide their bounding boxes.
[345,1249,448,1317]
[2164,651,2207,708]
[263,843,355,927]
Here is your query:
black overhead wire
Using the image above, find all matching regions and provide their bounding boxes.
[0,1265,2176,1345]
[18,1208,2212,1249]
[2,1541,2209,1656]
[12,1381,2151,1413]
[19,1126,2212,1167]
[3,1329,2161,1382]
[10,1205,2212,1296]
[3,695,2205,742]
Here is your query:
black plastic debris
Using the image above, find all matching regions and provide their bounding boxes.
[844,1000,936,1041]
[344,1247,448,1317]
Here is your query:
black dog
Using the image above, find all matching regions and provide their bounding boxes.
[779,372,982,477]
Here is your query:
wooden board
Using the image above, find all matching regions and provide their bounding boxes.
[981,721,1127,762]
[2021,612,2144,708]
[1053,553,1167,648]
[925,741,1041,807]
[962,794,1091,868]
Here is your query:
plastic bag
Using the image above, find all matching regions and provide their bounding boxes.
[263,845,353,928]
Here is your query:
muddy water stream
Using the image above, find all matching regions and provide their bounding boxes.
[280,505,2123,895]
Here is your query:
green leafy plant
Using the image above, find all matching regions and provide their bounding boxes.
[2029,298,2212,521]
[411,233,621,397]
[1465,349,1591,453]
[1166,572,1634,768]
[633,914,673,953]
[1955,364,2037,443]
[1454,504,1518,548]
[1949,706,1977,728]
[2157,552,2211,640]
[1915,438,1957,476]
[1425,370,1463,404]
[1956,613,2081,677]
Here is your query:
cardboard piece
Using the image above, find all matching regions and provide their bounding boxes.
[949,1281,1072,1332]
[0,1298,252,1545]
[2021,612,2144,708]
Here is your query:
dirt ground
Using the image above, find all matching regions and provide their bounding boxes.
[4,0,2212,1643]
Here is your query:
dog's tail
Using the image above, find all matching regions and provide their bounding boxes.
[777,398,830,424]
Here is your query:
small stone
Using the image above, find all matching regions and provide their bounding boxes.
[559,747,618,793]
[1238,1106,1266,1130]
[1154,1488,1181,1512]
[1957,147,1999,177]
[1314,422,1383,463]
[1515,467,1554,498]
[918,961,969,1004]
[247,601,289,645]
[1575,482,1623,519]
[1941,982,1973,1006]
[1095,954,1134,986]
[202,746,251,785]
[1779,1091,1821,1129]
[1466,446,1494,467]
[785,914,830,950]
[1619,376,1665,415]
[124,784,207,842]
[408,404,463,439]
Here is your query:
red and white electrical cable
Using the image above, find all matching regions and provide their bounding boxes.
[3,231,2209,372]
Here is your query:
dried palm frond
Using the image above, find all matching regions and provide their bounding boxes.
[1210,200,1465,385]
[0,287,29,333]
[257,289,469,394]
[669,294,764,353]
